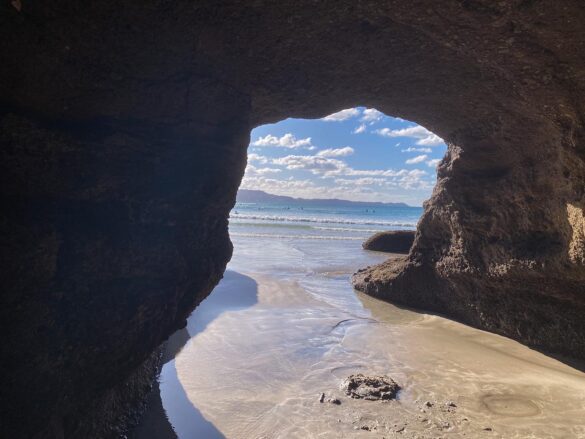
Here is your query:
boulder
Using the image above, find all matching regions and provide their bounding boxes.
[362,231,415,254]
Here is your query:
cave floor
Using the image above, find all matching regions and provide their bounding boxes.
[133,237,585,438]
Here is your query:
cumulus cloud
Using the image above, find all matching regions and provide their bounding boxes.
[272,155,345,173]
[247,153,269,164]
[322,108,360,122]
[335,169,432,191]
[332,168,408,177]
[240,175,316,192]
[243,111,446,205]
[401,147,432,153]
[270,153,430,189]
[406,154,428,164]
[360,108,384,124]
[375,125,444,146]
[251,133,314,149]
[334,177,388,186]
[241,172,431,203]
[397,169,433,190]
[244,164,282,177]
[316,146,355,157]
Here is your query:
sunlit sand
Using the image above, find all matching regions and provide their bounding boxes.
[150,238,585,438]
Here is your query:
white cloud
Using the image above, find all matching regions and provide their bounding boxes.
[331,168,405,177]
[334,177,388,186]
[247,153,269,164]
[406,154,428,164]
[242,112,443,205]
[251,133,314,149]
[322,108,360,122]
[240,173,431,204]
[244,164,282,177]
[241,175,317,192]
[334,169,432,191]
[397,169,433,190]
[272,155,345,173]
[401,147,432,153]
[316,146,355,157]
[360,108,384,124]
[375,125,444,146]
[321,163,428,179]
[270,153,430,189]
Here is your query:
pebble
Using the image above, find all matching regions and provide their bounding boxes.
[319,392,325,403]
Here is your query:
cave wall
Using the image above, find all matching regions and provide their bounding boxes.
[1,1,585,437]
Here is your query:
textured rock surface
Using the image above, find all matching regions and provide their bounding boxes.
[363,230,415,253]
[341,374,401,401]
[1,1,585,437]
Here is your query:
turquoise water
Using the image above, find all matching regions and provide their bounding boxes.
[229,202,423,241]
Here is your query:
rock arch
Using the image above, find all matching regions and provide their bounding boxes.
[1,1,584,437]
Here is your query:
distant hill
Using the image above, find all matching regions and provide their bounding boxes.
[236,189,411,208]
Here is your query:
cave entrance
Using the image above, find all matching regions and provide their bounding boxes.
[229,106,446,248]
[146,106,585,438]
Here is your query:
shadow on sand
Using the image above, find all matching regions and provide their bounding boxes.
[130,270,258,439]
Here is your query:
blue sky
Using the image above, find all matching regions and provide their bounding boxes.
[242,107,447,206]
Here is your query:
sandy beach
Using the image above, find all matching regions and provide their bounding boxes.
[132,236,585,438]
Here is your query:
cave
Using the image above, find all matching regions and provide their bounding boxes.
[1,1,585,437]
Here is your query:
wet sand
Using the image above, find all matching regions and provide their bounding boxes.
[134,238,585,438]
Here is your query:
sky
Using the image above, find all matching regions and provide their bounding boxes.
[241,107,447,206]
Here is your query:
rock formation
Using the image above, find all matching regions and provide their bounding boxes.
[1,1,585,437]
[362,231,415,253]
[341,374,401,401]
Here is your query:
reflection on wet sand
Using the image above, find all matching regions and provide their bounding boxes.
[132,271,259,439]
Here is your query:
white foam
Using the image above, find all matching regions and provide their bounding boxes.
[230,213,417,227]
[313,226,385,233]
[230,232,364,241]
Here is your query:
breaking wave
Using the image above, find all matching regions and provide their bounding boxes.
[229,213,417,228]
[313,226,385,233]
[229,232,364,241]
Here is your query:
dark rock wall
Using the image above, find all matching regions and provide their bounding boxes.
[1,1,585,437]
[0,111,249,437]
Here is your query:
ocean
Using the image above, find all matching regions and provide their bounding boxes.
[229,201,423,242]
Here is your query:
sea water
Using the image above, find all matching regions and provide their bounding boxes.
[229,201,422,241]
